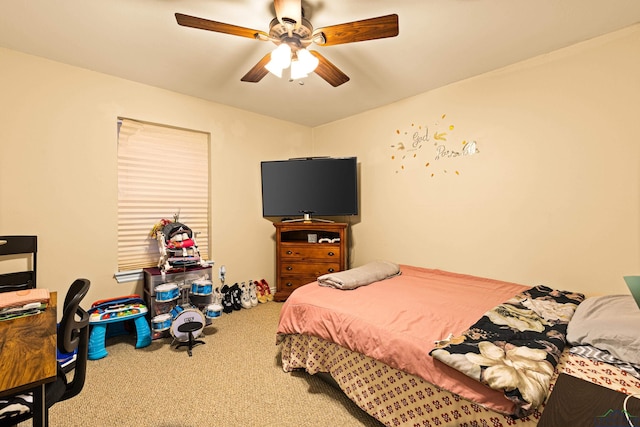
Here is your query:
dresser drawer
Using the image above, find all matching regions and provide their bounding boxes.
[279,276,318,293]
[279,261,341,276]
[280,245,341,261]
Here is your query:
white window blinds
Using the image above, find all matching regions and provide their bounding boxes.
[117,118,210,272]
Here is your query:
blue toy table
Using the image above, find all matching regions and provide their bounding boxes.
[87,297,152,360]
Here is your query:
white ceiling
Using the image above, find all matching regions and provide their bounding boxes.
[1,1,640,127]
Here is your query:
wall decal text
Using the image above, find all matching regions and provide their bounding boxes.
[391,114,480,177]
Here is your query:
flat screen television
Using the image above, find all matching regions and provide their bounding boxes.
[261,157,358,220]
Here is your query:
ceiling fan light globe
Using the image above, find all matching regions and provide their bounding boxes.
[290,59,309,80]
[265,60,284,78]
[270,44,292,68]
[297,48,319,74]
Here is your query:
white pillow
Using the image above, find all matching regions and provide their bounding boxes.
[567,295,640,364]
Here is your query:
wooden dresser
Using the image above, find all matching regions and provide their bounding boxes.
[273,222,347,302]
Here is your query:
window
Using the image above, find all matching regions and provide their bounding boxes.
[116,118,210,278]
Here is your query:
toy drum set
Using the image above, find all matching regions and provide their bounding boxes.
[150,277,222,341]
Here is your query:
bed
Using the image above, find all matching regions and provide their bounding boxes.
[276,263,640,426]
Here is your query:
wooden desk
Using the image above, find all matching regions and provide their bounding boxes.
[0,292,57,427]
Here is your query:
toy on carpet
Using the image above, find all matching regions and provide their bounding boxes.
[87,294,152,360]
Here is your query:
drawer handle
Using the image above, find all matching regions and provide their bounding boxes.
[328,268,335,273]
[286,266,293,271]
[286,250,293,255]
[328,252,335,256]
[286,282,293,287]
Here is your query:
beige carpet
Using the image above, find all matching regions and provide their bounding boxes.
[34,301,383,427]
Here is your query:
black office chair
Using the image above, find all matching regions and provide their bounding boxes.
[0,278,90,426]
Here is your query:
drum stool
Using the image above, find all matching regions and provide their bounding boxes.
[175,321,205,356]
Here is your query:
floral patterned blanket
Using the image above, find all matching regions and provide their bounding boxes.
[429,285,584,418]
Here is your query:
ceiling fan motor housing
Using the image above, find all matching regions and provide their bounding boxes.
[269,17,314,50]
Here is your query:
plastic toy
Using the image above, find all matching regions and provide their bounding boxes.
[87,294,152,360]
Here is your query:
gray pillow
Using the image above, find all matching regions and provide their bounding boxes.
[567,295,640,364]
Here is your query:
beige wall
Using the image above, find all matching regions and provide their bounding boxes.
[312,25,640,296]
[2,24,639,309]
[0,48,311,312]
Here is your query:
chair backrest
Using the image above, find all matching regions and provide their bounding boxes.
[58,278,91,401]
[0,235,37,292]
[0,236,37,256]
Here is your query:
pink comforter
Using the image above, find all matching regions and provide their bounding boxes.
[277,264,530,415]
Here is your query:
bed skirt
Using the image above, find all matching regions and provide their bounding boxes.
[280,334,640,427]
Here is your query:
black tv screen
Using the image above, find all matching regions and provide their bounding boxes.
[261,157,358,218]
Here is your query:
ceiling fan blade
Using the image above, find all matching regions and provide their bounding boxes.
[313,14,399,46]
[175,13,269,40]
[240,53,272,83]
[274,0,302,28]
[309,51,350,87]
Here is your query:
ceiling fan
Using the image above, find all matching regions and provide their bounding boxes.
[175,0,399,87]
